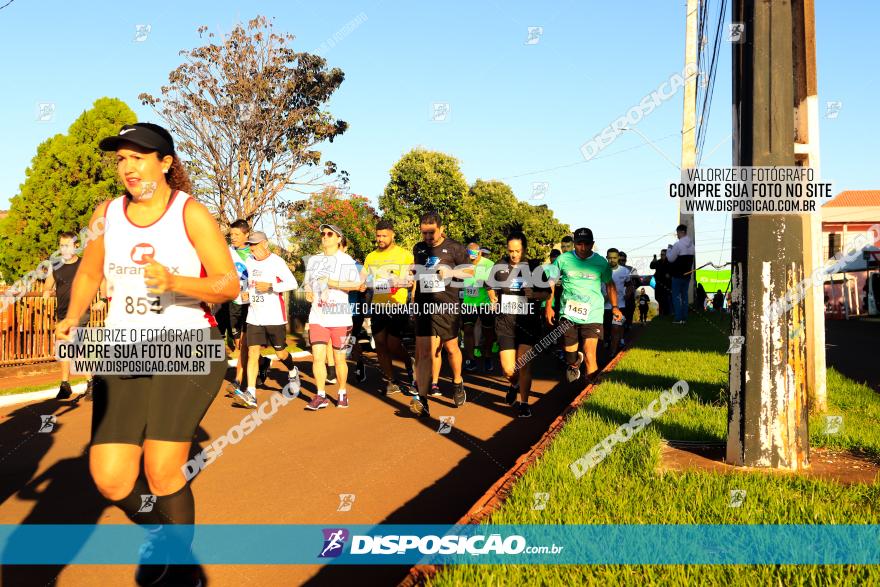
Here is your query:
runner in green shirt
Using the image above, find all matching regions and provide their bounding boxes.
[545,227,622,384]
[461,237,496,373]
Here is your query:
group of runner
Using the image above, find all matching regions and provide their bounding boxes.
[47,122,646,586]
[215,210,647,421]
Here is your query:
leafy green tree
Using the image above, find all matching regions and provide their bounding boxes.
[288,186,378,274]
[379,148,477,248]
[0,98,136,281]
[467,179,520,259]
[516,201,571,261]
[465,179,569,262]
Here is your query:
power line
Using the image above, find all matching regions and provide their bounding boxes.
[500,132,681,180]
[696,0,727,165]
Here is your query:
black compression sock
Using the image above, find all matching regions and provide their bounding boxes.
[153,483,196,559]
[280,354,296,371]
[154,483,195,526]
[110,477,159,526]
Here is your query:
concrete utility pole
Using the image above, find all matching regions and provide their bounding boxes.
[727,0,810,469]
[680,0,699,300]
[792,0,827,413]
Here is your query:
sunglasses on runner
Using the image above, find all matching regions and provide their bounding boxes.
[321,231,337,238]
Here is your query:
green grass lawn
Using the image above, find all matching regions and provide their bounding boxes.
[430,312,880,586]
[0,376,89,397]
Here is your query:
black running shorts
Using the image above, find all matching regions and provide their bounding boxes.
[371,312,409,339]
[415,308,461,341]
[561,318,603,346]
[90,327,226,446]
[228,302,249,338]
[248,324,287,350]
[495,315,540,351]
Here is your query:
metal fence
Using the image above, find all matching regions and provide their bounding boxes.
[1,287,309,367]
[0,292,106,367]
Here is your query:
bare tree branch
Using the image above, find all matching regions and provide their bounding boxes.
[140,15,348,230]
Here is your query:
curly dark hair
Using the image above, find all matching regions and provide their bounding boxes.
[129,122,193,194]
[165,156,193,194]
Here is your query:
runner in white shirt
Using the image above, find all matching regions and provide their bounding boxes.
[235,231,301,408]
[222,219,274,401]
[602,248,630,356]
[303,223,362,410]
[617,251,638,345]
[58,122,239,586]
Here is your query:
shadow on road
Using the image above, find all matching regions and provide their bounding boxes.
[0,417,212,587]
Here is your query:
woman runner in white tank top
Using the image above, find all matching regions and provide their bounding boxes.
[55,123,238,586]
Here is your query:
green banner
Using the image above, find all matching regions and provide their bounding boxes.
[695,269,730,294]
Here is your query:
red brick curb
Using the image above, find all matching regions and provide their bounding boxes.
[398,338,638,586]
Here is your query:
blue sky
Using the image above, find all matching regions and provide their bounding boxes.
[1,0,876,272]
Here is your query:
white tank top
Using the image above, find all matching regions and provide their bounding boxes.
[103,191,216,329]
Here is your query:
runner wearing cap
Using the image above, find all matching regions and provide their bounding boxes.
[487,230,550,418]
[304,223,362,410]
[57,122,239,586]
[409,211,473,418]
[461,237,496,374]
[360,219,415,395]
[546,227,622,385]
[237,231,301,409]
[340,236,367,383]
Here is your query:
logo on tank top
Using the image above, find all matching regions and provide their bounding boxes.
[131,243,156,265]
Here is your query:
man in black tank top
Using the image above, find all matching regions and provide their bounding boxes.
[43,232,104,400]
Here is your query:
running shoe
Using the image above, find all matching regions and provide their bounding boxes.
[135,527,170,586]
[409,395,430,418]
[337,394,349,408]
[517,403,533,418]
[326,365,338,384]
[505,383,520,406]
[463,359,478,372]
[452,381,467,407]
[583,370,600,386]
[232,389,257,409]
[306,395,330,410]
[161,565,203,587]
[83,378,95,402]
[565,352,584,384]
[355,361,367,383]
[225,381,241,398]
[285,368,301,398]
[430,383,442,397]
[484,358,494,373]
[384,381,401,395]
[401,381,419,397]
[55,381,73,400]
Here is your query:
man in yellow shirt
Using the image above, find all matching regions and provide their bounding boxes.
[360,219,415,395]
